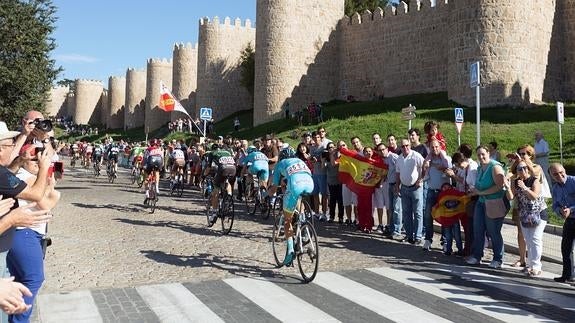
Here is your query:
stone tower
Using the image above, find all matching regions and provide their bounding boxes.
[44,85,69,117]
[172,42,198,121]
[145,58,172,132]
[447,0,556,107]
[125,68,146,130]
[99,89,108,126]
[555,0,575,100]
[196,16,256,121]
[253,0,344,125]
[66,92,75,117]
[107,76,126,129]
[74,79,104,125]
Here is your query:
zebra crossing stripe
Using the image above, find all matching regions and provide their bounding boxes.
[368,267,552,322]
[224,277,339,323]
[312,272,451,323]
[136,283,224,322]
[433,264,575,313]
[37,290,102,323]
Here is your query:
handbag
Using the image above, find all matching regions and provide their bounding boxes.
[485,197,508,219]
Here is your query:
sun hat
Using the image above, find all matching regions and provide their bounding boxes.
[0,122,20,141]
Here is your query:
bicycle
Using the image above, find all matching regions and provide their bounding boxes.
[170,171,184,197]
[106,161,116,183]
[93,159,101,177]
[144,167,159,213]
[244,176,270,219]
[271,196,319,282]
[205,176,235,235]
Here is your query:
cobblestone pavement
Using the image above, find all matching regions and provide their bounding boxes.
[41,164,565,294]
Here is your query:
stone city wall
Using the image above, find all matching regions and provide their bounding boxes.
[44,85,69,117]
[196,16,256,121]
[73,79,103,125]
[145,58,172,132]
[339,2,449,103]
[125,68,146,130]
[254,0,344,125]
[172,42,198,121]
[107,76,126,129]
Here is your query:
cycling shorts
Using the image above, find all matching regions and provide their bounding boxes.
[93,153,102,161]
[145,155,163,172]
[135,156,143,163]
[214,166,236,188]
[249,165,269,182]
[283,174,314,214]
[108,154,118,163]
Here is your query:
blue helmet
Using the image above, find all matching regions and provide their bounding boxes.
[246,145,257,154]
[279,146,296,160]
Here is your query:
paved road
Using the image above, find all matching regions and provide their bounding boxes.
[32,162,573,322]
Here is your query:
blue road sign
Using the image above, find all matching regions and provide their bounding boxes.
[199,107,212,121]
[455,107,464,123]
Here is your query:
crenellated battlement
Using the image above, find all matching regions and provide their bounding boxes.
[147,58,172,65]
[173,42,197,50]
[346,1,448,26]
[75,79,103,85]
[109,75,126,81]
[127,67,146,73]
[199,16,254,29]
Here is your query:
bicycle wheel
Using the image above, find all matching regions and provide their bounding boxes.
[296,222,319,283]
[300,199,314,228]
[177,179,184,197]
[148,183,157,213]
[220,194,234,235]
[130,169,137,184]
[271,195,283,219]
[271,212,287,267]
[260,193,271,220]
[109,171,115,183]
[244,182,257,215]
[169,179,176,196]
[137,172,144,188]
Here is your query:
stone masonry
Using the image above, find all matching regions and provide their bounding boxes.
[172,43,198,121]
[124,68,146,130]
[196,16,256,121]
[51,0,575,130]
[107,76,125,129]
[73,79,103,125]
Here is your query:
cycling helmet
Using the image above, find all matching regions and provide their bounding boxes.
[246,145,257,154]
[279,146,296,160]
[211,143,220,151]
[149,139,159,146]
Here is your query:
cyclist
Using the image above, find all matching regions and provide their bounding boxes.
[241,145,269,195]
[143,139,164,196]
[204,143,236,226]
[130,143,146,172]
[267,149,314,265]
[92,143,103,169]
[70,142,80,164]
[170,144,186,186]
[84,143,93,167]
[106,143,120,177]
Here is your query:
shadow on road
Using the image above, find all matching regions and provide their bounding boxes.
[71,202,141,213]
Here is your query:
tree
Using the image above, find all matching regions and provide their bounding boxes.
[0,0,62,128]
[56,78,75,93]
[345,0,389,16]
[239,43,255,102]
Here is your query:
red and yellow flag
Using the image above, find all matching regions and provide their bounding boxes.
[431,188,469,226]
[337,147,388,195]
[159,81,190,117]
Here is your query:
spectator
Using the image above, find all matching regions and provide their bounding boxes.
[233,117,240,132]
[466,145,508,269]
[394,139,425,245]
[549,163,575,283]
[488,141,501,162]
[387,134,402,155]
[365,146,386,233]
[326,142,343,223]
[424,120,446,151]
[372,133,382,148]
[408,128,428,159]
[510,159,547,277]
[310,132,328,220]
[534,131,551,187]
[295,142,313,172]
[376,143,402,239]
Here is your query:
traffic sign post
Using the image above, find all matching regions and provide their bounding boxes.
[470,61,481,147]
[454,107,464,147]
[401,104,416,130]
[557,101,564,164]
[199,107,212,138]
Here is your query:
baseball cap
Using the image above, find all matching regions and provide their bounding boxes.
[0,122,20,141]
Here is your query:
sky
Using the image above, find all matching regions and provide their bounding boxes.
[51,0,257,86]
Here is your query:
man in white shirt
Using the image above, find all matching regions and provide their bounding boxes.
[394,139,424,245]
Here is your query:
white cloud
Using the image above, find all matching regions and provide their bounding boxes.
[56,54,99,63]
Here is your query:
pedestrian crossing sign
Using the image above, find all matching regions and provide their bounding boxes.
[455,107,464,123]
[200,107,212,121]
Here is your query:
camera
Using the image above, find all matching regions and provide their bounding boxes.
[35,146,45,155]
[33,118,53,132]
[321,149,330,160]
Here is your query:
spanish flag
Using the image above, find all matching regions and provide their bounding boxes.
[159,81,190,117]
[431,188,469,226]
[338,147,388,230]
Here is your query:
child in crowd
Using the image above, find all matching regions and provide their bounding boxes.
[424,120,447,151]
